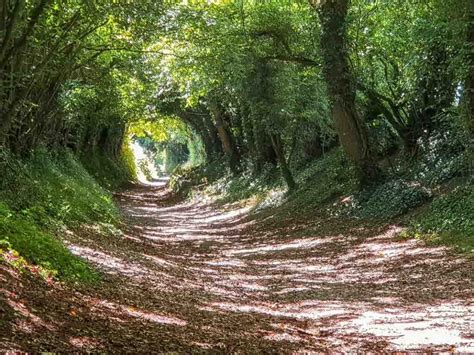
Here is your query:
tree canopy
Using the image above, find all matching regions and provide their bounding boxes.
[0,0,473,185]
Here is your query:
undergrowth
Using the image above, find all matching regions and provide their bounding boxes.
[172,138,474,254]
[170,159,234,198]
[211,164,282,203]
[335,179,432,220]
[0,206,98,282]
[0,148,132,282]
[81,142,136,189]
[408,180,474,254]
[288,150,358,209]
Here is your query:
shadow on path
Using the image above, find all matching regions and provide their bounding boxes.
[1,183,473,352]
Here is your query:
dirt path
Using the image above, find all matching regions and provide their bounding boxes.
[1,182,473,352]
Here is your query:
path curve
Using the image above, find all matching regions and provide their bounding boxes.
[1,182,473,352]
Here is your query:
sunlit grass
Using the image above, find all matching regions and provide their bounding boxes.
[0,149,131,282]
[409,180,474,255]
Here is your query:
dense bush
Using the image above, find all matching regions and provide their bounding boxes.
[0,150,120,226]
[170,155,283,202]
[405,127,469,187]
[286,149,358,210]
[169,164,208,194]
[81,142,137,190]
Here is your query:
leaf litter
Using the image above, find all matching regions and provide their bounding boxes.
[0,183,473,352]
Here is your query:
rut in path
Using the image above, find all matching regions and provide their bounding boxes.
[1,181,473,352]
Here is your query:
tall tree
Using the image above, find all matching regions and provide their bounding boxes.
[467,0,474,134]
[253,61,297,191]
[312,0,380,184]
[208,100,241,175]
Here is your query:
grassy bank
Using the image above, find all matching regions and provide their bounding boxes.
[0,149,135,282]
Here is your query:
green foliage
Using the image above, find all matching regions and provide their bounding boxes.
[0,149,123,282]
[171,155,283,202]
[0,202,98,282]
[164,142,189,173]
[122,140,139,182]
[410,127,470,187]
[81,146,136,190]
[345,180,432,220]
[0,0,473,266]
[214,164,282,203]
[170,159,227,195]
[0,150,119,226]
[0,0,164,153]
[138,160,154,181]
[172,149,357,213]
[287,150,358,210]
[410,181,474,254]
[186,134,206,167]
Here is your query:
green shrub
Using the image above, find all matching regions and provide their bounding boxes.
[215,163,282,203]
[341,179,432,219]
[410,180,474,254]
[169,164,205,194]
[170,158,229,195]
[2,150,120,226]
[80,148,136,190]
[394,125,470,187]
[285,149,358,210]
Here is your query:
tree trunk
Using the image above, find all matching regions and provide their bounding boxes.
[251,62,280,172]
[0,0,25,62]
[0,0,50,68]
[253,122,277,172]
[270,133,296,191]
[467,2,474,134]
[209,102,241,174]
[201,113,223,157]
[315,0,380,185]
[0,0,5,37]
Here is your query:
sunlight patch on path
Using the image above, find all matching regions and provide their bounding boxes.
[225,237,328,256]
[343,302,474,351]
[211,300,351,321]
[69,336,103,350]
[105,184,474,351]
[208,299,474,350]
[68,245,150,278]
[88,297,187,326]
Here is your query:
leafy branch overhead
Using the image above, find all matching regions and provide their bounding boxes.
[0,0,474,351]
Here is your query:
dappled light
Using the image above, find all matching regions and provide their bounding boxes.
[1,0,474,352]
[87,298,187,327]
[7,179,470,351]
[69,336,103,351]
[68,245,151,278]
[112,184,474,351]
[2,182,473,351]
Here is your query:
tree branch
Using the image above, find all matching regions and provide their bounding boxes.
[264,54,319,67]
[0,0,51,67]
[0,0,24,61]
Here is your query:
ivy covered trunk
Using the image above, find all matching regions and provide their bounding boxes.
[270,133,296,191]
[316,0,380,184]
[209,101,241,174]
[467,2,474,135]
